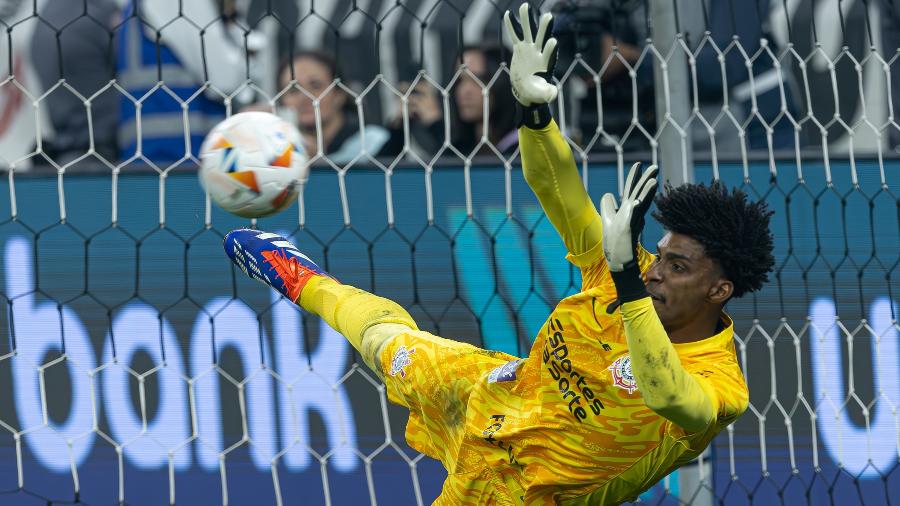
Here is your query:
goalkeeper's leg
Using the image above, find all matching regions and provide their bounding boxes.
[222,229,417,374]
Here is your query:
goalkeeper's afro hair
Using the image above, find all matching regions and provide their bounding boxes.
[652,181,775,298]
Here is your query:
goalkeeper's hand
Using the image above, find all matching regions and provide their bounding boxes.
[504,4,558,106]
[601,162,659,274]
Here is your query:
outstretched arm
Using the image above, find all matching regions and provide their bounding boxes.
[620,299,715,431]
[600,171,715,432]
[506,4,607,258]
[519,122,603,257]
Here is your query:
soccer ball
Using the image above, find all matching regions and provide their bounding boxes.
[199,111,308,218]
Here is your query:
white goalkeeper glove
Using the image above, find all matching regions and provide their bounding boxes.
[601,162,659,269]
[504,4,558,107]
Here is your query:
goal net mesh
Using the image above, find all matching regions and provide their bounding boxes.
[0,0,897,504]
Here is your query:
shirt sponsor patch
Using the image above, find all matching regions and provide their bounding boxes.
[488,359,524,383]
[390,346,416,378]
[609,355,639,394]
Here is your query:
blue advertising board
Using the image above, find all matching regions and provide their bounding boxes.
[0,159,897,504]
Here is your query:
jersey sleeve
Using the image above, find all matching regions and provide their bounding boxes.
[519,120,604,261]
[683,360,750,426]
[619,297,717,432]
[519,121,659,293]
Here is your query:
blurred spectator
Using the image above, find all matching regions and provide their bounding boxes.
[553,0,801,153]
[552,0,654,151]
[29,0,119,165]
[450,45,518,157]
[244,0,299,71]
[379,73,445,161]
[277,50,389,164]
[378,45,519,162]
[693,0,800,151]
[0,0,45,170]
[116,0,273,164]
[883,0,900,152]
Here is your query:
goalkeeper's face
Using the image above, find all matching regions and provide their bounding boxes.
[644,232,733,330]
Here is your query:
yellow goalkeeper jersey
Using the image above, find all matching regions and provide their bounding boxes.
[380,247,748,505]
[488,250,747,504]
[379,121,749,505]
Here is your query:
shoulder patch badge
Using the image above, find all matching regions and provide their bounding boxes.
[390,346,416,378]
[488,359,525,384]
[609,355,638,394]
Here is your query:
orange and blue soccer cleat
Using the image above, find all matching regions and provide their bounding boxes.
[223,229,330,302]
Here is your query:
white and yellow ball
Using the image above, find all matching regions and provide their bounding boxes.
[199,111,307,218]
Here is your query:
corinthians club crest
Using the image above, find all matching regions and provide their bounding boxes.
[609,355,639,394]
[390,346,416,378]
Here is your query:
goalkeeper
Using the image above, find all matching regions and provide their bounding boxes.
[223,5,774,503]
